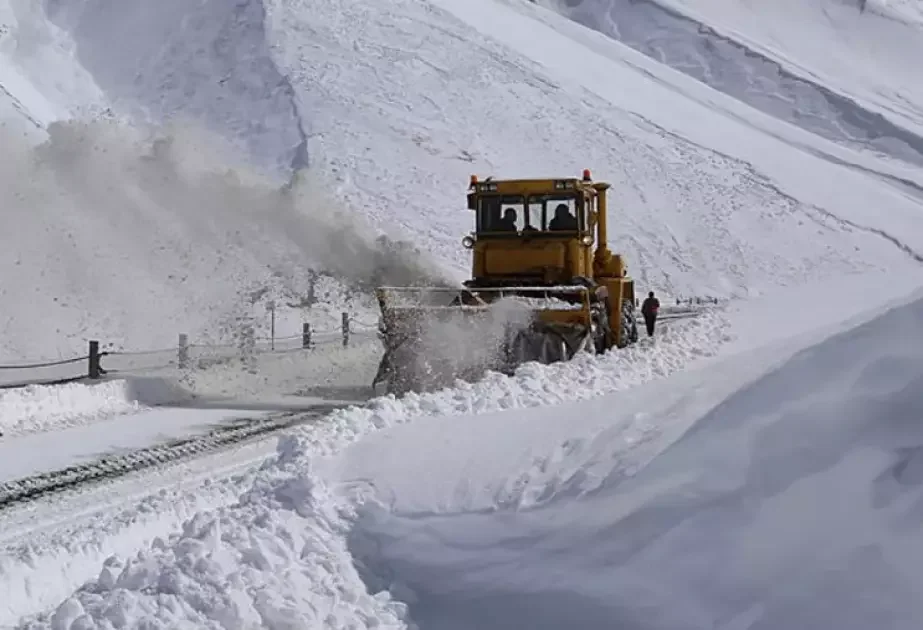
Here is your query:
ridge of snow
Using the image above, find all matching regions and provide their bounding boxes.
[334,284,923,630]
[0,380,143,438]
[9,310,728,627]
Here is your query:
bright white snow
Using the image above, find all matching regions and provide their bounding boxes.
[338,287,923,630]
[539,0,923,166]
[13,276,923,629]
[0,380,142,438]
[2,0,923,627]
[646,0,923,138]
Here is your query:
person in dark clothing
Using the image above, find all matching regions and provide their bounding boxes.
[548,203,577,231]
[641,291,660,337]
[496,207,518,231]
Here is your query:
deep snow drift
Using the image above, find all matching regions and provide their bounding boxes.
[15,277,923,629]
[334,285,923,630]
[5,310,727,627]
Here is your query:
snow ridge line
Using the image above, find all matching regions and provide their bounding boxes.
[546,0,923,166]
[0,412,331,509]
[254,0,309,173]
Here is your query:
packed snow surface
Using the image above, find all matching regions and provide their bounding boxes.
[0,406,261,482]
[7,305,728,628]
[15,277,923,629]
[331,285,923,630]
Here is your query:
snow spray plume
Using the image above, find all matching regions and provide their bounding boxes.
[0,117,452,356]
[279,168,454,291]
[31,117,451,291]
[406,297,537,391]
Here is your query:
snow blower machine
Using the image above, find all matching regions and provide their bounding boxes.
[372,169,640,395]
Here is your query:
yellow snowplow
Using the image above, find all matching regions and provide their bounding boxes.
[373,169,639,394]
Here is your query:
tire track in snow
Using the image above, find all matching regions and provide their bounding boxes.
[0,409,340,510]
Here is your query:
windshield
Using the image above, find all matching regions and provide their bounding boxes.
[476,194,581,234]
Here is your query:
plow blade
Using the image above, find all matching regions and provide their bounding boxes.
[372,286,601,395]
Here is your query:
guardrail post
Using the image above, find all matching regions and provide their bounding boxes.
[178,333,189,369]
[88,340,101,379]
[302,322,312,349]
[342,312,349,347]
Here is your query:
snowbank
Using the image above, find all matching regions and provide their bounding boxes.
[338,287,923,629]
[0,380,144,438]
[10,312,728,628]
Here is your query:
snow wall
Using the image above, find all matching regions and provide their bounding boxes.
[350,288,923,630]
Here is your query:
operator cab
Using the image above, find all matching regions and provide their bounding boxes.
[466,175,595,241]
[475,194,583,236]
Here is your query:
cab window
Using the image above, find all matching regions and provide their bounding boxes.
[477,195,525,233]
[528,195,580,232]
[476,194,582,234]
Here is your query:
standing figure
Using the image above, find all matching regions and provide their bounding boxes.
[641,291,660,337]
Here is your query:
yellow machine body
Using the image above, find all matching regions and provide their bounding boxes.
[374,170,639,394]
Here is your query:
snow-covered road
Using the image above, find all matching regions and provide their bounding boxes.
[2,0,923,625]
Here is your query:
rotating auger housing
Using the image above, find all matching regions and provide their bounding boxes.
[373,170,639,395]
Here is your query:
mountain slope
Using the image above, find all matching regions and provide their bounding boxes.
[0,0,920,362]
[539,0,923,167]
[266,0,923,286]
[41,0,309,176]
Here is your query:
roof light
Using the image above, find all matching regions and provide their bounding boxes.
[582,169,591,181]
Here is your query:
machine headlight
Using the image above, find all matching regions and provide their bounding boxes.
[580,235,593,246]
[462,235,476,249]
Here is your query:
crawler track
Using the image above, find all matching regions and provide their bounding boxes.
[0,413,319,509]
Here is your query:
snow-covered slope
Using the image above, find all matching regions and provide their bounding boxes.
[1,0,922,363]
[541,0,923,166]
[0,0,104,135]
[41,0,309,175]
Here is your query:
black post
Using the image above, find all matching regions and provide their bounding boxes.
[88,340,101,379]
[342,312,349,347]
[302,322,312,349]
[269,301,276,351]
[178,333,189,369]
